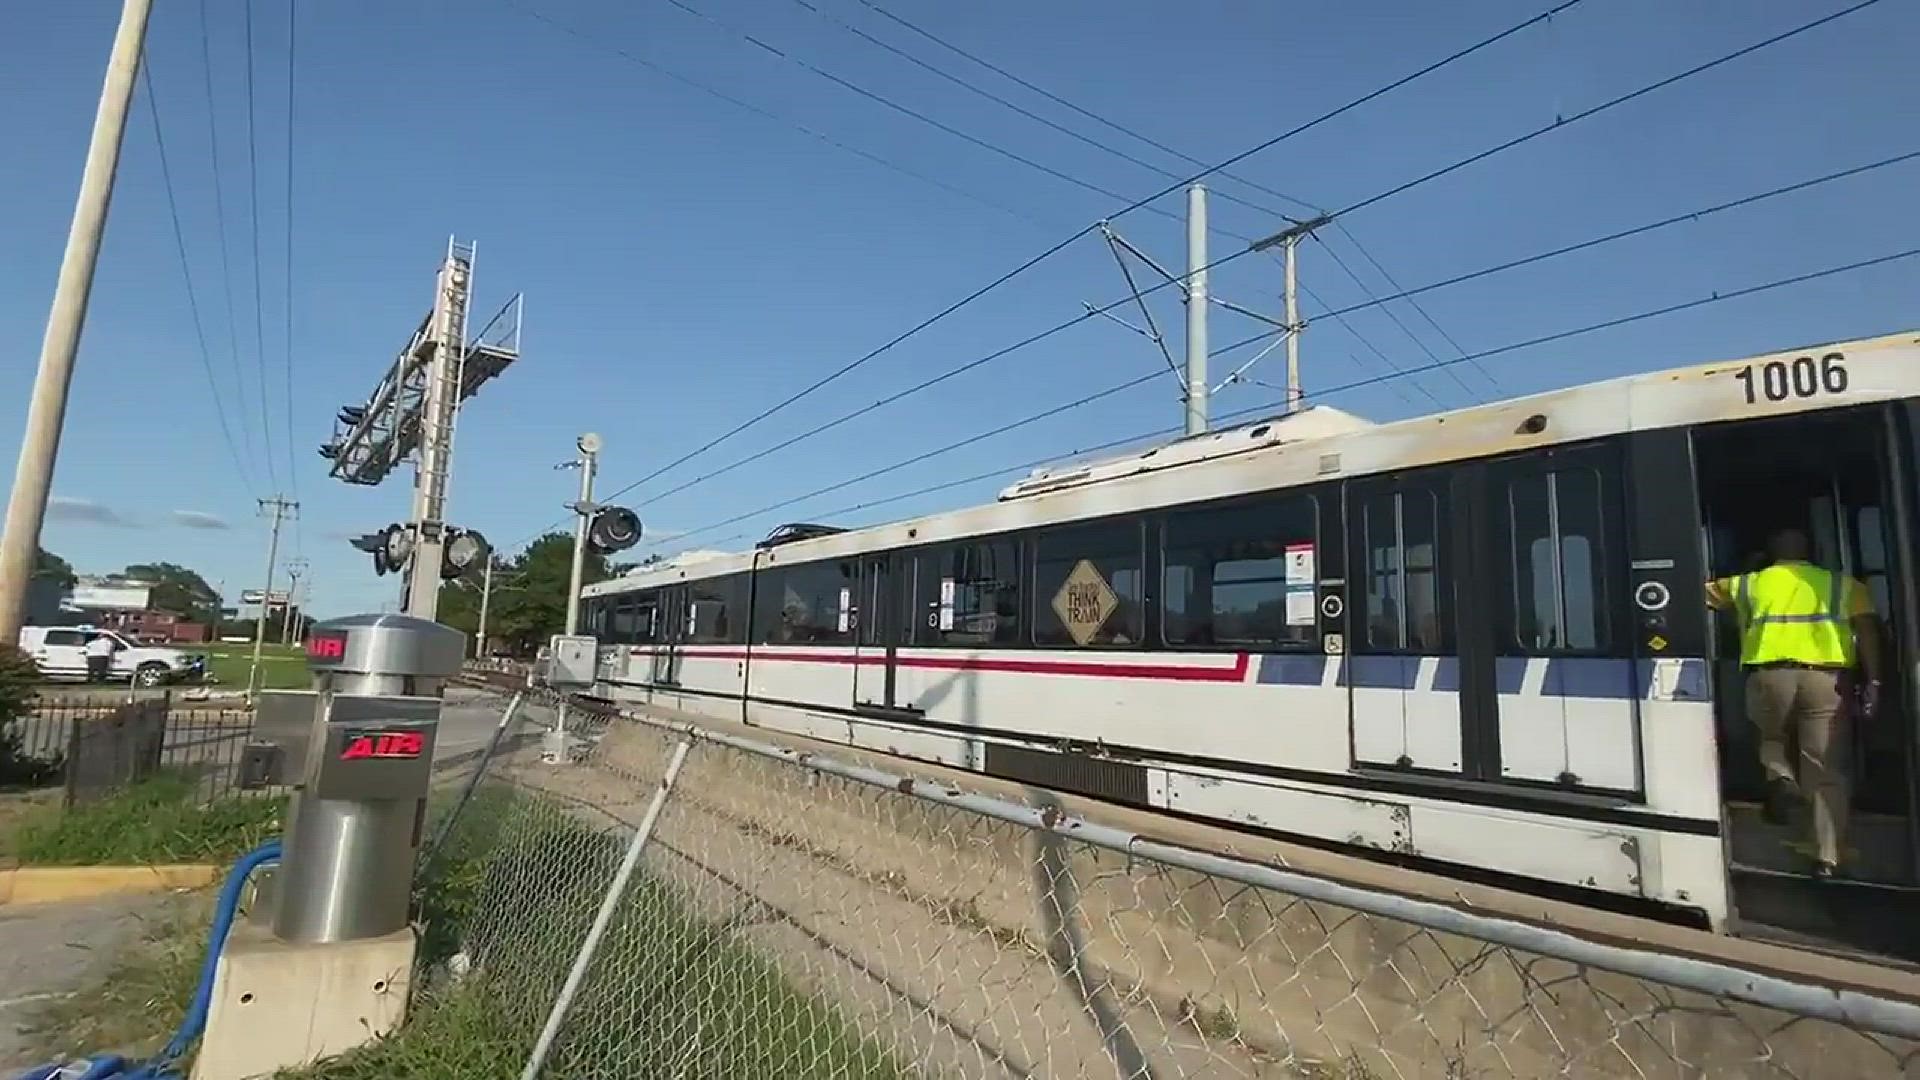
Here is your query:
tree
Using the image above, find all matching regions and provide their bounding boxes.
[438,533,611,655]
[123,562,220,622]
[32,548,75,589]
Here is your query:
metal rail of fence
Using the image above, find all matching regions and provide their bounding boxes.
[1,692,255,804]
[423,683,1920,1079]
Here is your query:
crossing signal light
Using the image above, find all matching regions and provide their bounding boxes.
[442,528,490,580]
[349,523,413,576]
[587,507,642,554]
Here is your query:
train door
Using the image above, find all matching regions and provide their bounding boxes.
[1345,443,1638,789]
[1695,403,1920,960]
[651,588,683,688]
[1345,468,1463,772]
[853,553,903,711]
[1472,442,1639,792]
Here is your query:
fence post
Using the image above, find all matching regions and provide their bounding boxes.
[518,738,693,1080]
[418,690,526,879]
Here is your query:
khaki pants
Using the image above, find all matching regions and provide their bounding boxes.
[1745,666,1850,866]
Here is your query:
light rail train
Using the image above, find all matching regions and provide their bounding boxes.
[582,329,1920,959]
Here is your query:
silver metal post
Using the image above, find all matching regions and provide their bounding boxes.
[0,0,154,644]
[1183,183,1209,436]
[520,739,692,1080]
[248,497,296,696]
[406,240,474,618]
[1284,234,1303,412]
[564,445,597,636]
[476,560,494,659]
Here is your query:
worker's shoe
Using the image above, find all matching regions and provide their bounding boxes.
[1763,777,1800,826]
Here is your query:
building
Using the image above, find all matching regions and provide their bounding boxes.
[60,578,210,644]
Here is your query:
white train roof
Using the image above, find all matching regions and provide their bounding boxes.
[585,327,1920,595]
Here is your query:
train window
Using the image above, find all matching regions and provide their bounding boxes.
[757,561,855,644]
[1507,468,1607,651]
[611,594,657,645]
[1032,521,1144,648]
[920,541,1022,646]
[1163,496,1317,648]
[1361,492,1443,651]
[686,576,740,644]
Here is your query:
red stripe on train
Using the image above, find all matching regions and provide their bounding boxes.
[627,646,1251,683]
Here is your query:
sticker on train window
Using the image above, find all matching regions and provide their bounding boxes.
[1052,559,1118,647]
[1733,353,1847,405]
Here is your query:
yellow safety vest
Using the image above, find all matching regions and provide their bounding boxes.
[1726,562,1862,668]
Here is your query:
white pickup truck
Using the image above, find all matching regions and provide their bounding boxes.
[17,626,207,688]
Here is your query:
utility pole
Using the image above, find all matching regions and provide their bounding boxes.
[0,0,154,644]
[249,497,297,696]
[281,557,309,646]
[563,433,602,637]
[1252,215,1330,414]
[404,240,474,619]
[1183,183,1209,436]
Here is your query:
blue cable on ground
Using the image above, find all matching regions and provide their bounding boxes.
[10,840,282,1080]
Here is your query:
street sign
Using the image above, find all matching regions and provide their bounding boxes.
[241,590,292,606]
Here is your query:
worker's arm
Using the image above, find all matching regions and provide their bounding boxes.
[1703,576,1737,611]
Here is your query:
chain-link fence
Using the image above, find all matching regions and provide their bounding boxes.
[417,686,1920,1079]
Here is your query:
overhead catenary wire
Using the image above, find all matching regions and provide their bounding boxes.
[566,0,1592,518]
[1210,146,1920,359]
[198,0,254,468]
[241,0,279,492]
[140,57,259,498]
[597,5,1887,522]
[779,0,1318,222]
[503,0,1063,231]
[643,245,1920,551]
[282,0,300,497]
[846,0,1323,217]
[833,0,1489,398]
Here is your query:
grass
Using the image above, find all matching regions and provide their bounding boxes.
[10,771,284,866]
[18,890,215,1066]
[14,783,905,1079]
[300,787,905,1078]
[202,642,309,691]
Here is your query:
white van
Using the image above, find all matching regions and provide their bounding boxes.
[17,626,207,688]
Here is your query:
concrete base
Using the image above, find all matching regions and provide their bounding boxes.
[191,922,415,1080]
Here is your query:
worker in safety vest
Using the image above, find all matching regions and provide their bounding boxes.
[1705,527,1881,879]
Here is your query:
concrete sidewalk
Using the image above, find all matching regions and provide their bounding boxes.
[0,891,174,1071]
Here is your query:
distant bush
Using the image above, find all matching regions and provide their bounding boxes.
[0,644,58,788]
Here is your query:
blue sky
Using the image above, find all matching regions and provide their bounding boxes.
[3,0,1915,617]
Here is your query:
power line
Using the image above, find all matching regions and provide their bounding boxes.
[637,150,1920,539]
[781,0,1315,222]
[242,0,279,492]
[198,0,253,466]
[843,0,1493,398]
[1332,220,1501,392]
[847,0,1322,217]
[1329,0,1883,222]
[282,0,300,497]
[503,0,1062,231]
[1213,146,1920,358]
[526,0,1865,546]
[577,1,1589,517]
[649,245,1920,548]
[140,56,258,497]
[1305,242,1483,404]
[605,3,1884,517]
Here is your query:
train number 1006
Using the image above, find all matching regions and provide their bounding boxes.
[1733,352,1848,405]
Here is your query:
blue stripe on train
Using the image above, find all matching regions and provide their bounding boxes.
[1256,655,1707,701]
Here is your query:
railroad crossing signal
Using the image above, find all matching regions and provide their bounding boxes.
[350,524,489,580]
